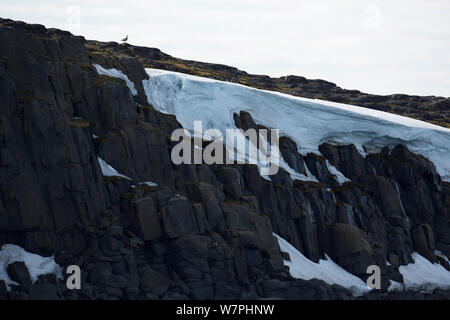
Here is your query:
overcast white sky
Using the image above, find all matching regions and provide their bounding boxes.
[2,0,449,97]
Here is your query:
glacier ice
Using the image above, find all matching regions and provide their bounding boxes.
[142,68,450,182]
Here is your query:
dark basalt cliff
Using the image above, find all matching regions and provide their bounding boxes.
[0,18,449,300]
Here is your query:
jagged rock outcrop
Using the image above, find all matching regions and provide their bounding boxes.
[0,18,449,300]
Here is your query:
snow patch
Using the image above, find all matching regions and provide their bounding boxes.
[387,280,404,292]
[141,181,158,187]
[142,68,450,181]
[326,160,351,184]
[273,233,370,296]
[279,156,318,182]
[93,64,137,95]
[97,157,131,180]
[0,244,63,291]
[399,252,450,291]
[435,250,450,264]
[132,181,158,187]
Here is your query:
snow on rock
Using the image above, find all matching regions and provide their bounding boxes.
[140,181,158,187]
[326,160,351,184]
[273,233,370,296]
[399,252,450,292]
[97,157,131,180]
[283,156,318,182]
[435,250,450,264]
[0,244,63,291]
[93,64,137,95]
[387,280,404,292]
[142,68,450,181]
[131,181,158,188]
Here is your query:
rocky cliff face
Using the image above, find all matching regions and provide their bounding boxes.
[0,18,449,300]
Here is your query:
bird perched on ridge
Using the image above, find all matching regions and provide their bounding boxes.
[121,35,128,43]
